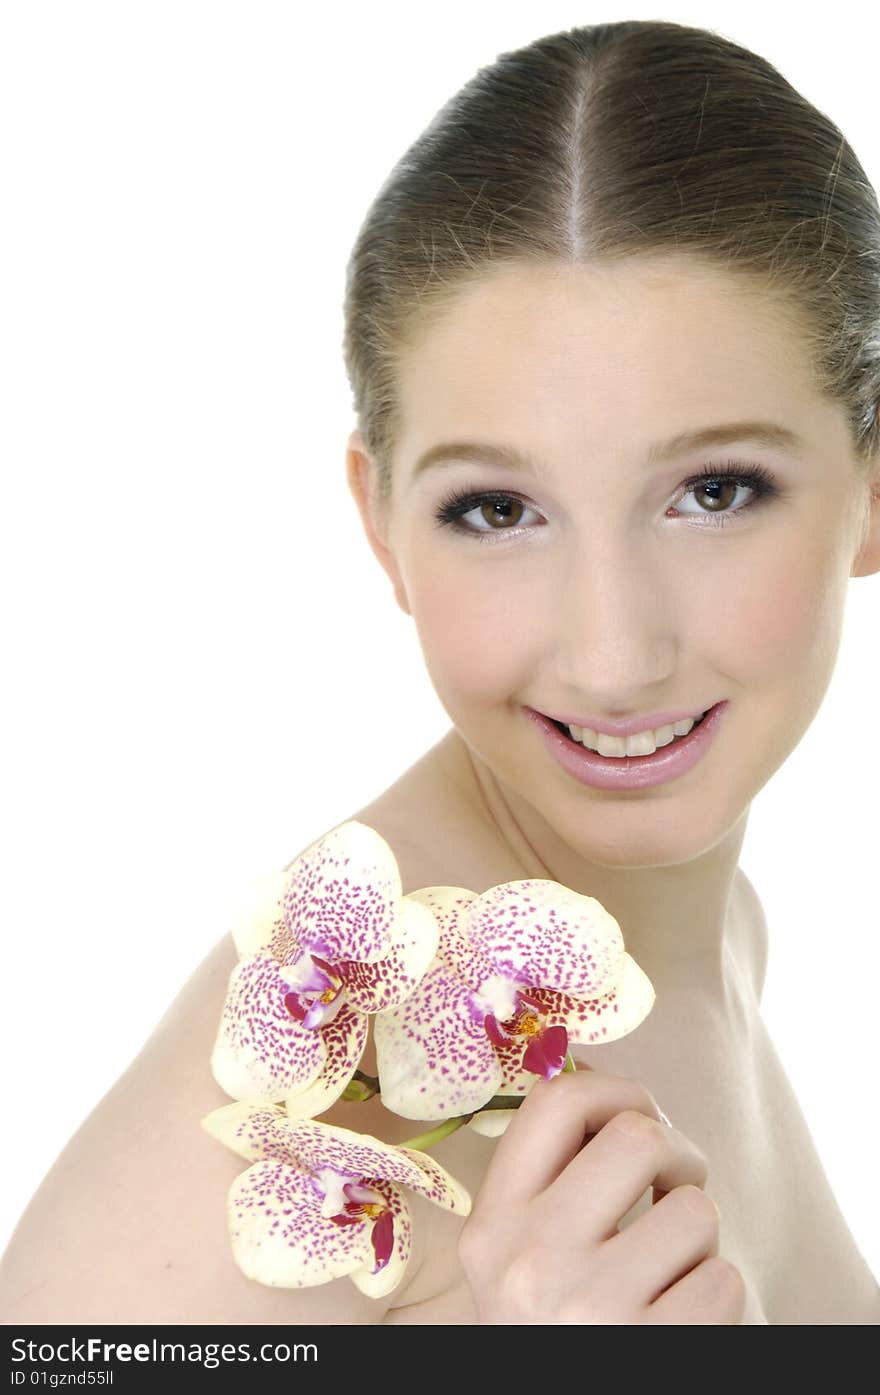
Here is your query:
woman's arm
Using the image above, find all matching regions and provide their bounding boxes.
[0,937,398,1324]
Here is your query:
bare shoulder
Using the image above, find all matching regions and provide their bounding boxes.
[0,932,395,1324]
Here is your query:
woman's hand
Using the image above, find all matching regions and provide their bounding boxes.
[457,1067,746,1324]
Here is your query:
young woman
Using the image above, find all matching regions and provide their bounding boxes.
[2,18,879,1325]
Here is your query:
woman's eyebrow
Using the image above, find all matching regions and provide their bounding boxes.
[410,421,806,481]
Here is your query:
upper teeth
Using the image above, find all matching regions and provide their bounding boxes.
[567,715,702,757]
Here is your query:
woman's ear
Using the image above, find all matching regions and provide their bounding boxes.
[345,429,411,615]
[850,466,880,578]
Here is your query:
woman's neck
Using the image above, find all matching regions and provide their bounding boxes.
[447,727,753,1008]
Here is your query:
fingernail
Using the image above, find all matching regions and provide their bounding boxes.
[658,1109,673,1128]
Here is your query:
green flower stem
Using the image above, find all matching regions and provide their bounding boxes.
[399,1095,528,1151]
[399,1116,473,1151]
[353,1070,380,1092]
[340,1070,381,1103]
[377,1059,579,1150]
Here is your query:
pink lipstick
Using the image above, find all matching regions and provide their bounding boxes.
[525,701,729,791]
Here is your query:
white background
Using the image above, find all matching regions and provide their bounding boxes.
[1,1,878,1291]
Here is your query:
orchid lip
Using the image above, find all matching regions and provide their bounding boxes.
[533,703,717,738]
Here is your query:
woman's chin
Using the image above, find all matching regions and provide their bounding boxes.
[519,767,744,869]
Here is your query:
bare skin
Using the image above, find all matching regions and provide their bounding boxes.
[341,729,880,1324]
[0,733,877,1323]
[336,254,880,1321]
[3,254,879,1323]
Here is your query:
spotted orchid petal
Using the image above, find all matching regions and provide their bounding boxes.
[203,1098,289,1161]
[229,1162,412,1297]
[213,822,439,1109]
[204,1104,470,1213]
[409,886,481,957]
[373,957,504,1119]
[463,879,626,1001]
[484,1029,542,1097]
[558,952,656,1045]
[202,1103,470,1296]
[282,1005,370,1120]
[372,886,508,1119]
[375,879,654,1121]
[398,886,529,991]
[344,1182,413,1298]
[403,885,502,981]
[336,895,440,1014]
[225,1157,381,1288]
[490,954,655,1079]
[211,953,328,1102]
[467,1109,514,1138]
[274,820,404,967]
[226,867,291,958]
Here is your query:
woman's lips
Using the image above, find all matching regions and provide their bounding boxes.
[525,701,728,791]
[542,707,710,738]
[545,710,708,741]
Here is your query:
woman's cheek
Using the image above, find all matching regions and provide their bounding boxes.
[722,525,850,733]
[406,559,541,706]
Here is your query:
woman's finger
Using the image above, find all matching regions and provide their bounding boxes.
[472,1070,673,1211]
[602,1183,722,1303]
[539,1108,709,1240]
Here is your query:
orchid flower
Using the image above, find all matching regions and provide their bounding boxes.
[202,1101,470,1298]
[211,820,439,1118]
[373,880,655,1130]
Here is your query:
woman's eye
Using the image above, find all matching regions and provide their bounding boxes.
[674,477,759,517]
[432,464,779,541]
[470,495,540,530]
[433,492,543,538]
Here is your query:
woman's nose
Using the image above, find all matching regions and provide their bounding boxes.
[551,543,678,702]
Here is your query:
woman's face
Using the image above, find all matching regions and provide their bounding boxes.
[350,255,877,868]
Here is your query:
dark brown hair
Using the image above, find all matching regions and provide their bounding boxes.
[342,19,880,508]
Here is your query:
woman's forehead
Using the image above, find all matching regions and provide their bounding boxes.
[392,257,827,472]
[401,255,805,362]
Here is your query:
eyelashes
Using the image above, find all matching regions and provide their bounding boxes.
[431,460,782,543]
